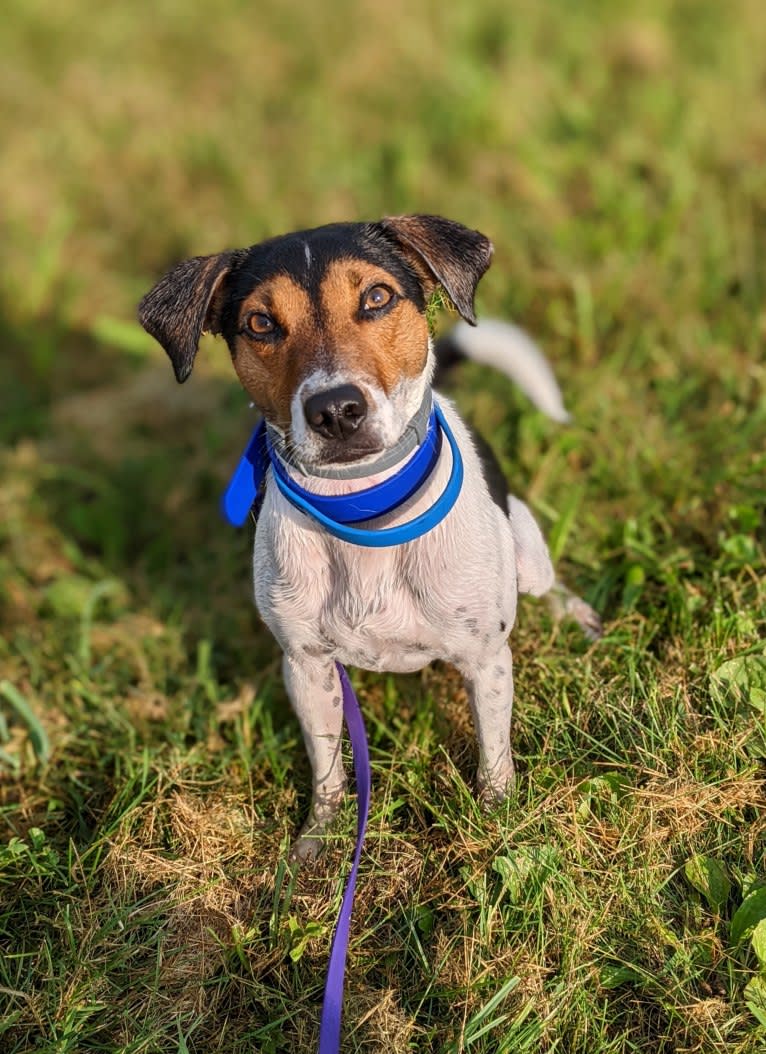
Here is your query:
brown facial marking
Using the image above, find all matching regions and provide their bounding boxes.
[231,275,317,427]
[231,260,430,430]
[318,259,429,394]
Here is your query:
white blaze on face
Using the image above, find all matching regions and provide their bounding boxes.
[288,350,432,469]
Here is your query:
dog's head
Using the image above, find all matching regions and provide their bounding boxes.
[138,215,492,469]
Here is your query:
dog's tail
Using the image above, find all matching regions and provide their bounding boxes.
[434,319,571,423]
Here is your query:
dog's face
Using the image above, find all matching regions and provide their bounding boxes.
[139,215,492,469]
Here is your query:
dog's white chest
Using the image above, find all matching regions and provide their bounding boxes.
[251,399,535,676]
[320,566,445,672]
[254,505,519,678]
[257,520,452,672]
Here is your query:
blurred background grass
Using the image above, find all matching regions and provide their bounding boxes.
[1,1,765,1052]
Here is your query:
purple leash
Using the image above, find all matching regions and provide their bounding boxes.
[317,663,371,1054]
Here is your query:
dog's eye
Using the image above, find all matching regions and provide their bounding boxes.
[361,284,395,314]
[244,311,277,337]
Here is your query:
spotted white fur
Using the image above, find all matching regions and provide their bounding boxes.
[136,217,602,864]
[254,394,556,860]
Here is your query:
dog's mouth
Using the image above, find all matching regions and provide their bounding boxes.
[279,375,431,478]
[314,440,386,467]
[268,426,388,475]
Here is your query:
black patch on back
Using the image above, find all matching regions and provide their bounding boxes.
[464,422,508,514]
[431,330,510,510]
[431,332,467,387]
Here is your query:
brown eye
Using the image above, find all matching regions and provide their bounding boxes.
[361,284,395,313]
[244,311,277,337]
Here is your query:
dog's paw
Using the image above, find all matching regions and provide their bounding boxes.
[288,825,328,866]
[568,597,603,642]
[547,581,603,642]
[477,761,516,808]
[288,788,346,866]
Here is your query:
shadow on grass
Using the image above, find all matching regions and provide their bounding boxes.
[1,301,299,817]
[13,316,273,651]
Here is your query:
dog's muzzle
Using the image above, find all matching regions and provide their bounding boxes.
[304,384,368,441]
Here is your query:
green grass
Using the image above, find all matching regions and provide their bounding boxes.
[1,0,765,1050]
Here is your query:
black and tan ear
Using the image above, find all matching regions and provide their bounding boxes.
[138,251,243,382]
[376,214,493,324]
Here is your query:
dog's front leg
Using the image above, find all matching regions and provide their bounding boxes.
[282,654,347,863]
[460,645,516,803]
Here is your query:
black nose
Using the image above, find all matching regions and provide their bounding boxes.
[304,384,368,440]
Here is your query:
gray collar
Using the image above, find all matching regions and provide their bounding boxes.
[266,387,433,480]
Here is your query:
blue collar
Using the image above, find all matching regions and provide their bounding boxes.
[220,401,463,547]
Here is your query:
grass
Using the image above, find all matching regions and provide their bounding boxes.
[1,0,765,1050]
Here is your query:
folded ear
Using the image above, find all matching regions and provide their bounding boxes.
[138,250,243,382]
[508,495,555,597]
[376,214,493,324]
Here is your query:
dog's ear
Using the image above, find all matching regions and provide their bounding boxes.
[376,214,493,325]
[138,251,243,383]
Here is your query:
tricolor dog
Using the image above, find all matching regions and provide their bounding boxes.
[139,215,600,861]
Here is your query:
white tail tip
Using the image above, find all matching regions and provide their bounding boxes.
[450,319,571,423]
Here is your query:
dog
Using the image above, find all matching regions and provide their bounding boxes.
[138,215,600,861]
